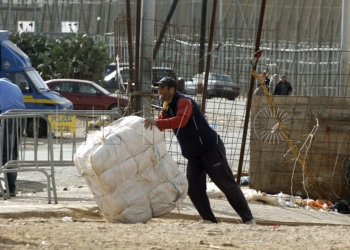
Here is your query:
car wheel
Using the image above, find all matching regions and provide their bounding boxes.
[109,104,126,118]
[26,118,48,138]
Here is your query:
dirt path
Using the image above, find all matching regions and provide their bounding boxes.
[1,215,349,250]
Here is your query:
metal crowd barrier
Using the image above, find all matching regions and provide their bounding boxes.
[0,110,120,204]
[0,113,55,203]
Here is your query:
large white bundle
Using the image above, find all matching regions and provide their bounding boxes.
[74,116,188,223]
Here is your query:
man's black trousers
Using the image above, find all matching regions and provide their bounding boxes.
[186,142,254,223]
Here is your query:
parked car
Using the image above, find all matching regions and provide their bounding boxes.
[102,67,184,93]
[46,79,128,115]
[184,73,240,100]
[102,67,130,93]
[104,62,129,77]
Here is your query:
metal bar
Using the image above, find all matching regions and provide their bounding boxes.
[114,18,117,66]
[79,0,87,32]
[318,0,323,46]
[1,2,8,28]
[0,5,40,11]
[341,0,349,96]
[8,0,12,31]
[153,0,179,61]
[106,0,112,33]
[63,0,69,21]
[294,0,301,88]
[0,113,57,203]
[46,0,54,32]
[97,0,103,35]
[15,0,23,30]
[235,0,252,41]
[198,0,207,74]
[126,0,134,78]
[247,0,256,35]
[274,0,278,58]
[86,0,92,33]
[59,2,64,34]
[323,0,334,42]
[201,0,218,114]
[236,0,266,185]
[46,119,56,204]
[56,0,62,36]
[134,0,141,112]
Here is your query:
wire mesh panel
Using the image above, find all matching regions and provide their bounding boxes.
[112,14,350,201]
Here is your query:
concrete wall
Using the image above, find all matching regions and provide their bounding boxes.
[250,96,350,201]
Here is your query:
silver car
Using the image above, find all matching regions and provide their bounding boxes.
[184,73,240,100]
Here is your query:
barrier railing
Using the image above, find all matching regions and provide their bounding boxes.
[0,110,120,204]
[0,113,55,203]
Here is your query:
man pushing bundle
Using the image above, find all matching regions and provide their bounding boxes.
[144,77,256,225]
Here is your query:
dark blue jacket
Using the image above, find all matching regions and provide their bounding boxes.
[274,81,292,95]
[164,92,221,160]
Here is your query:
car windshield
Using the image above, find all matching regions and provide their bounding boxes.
[223,75,233,82]
[220,76,232,82]
[104,70,116,82]
[26,70,50,92]
[104,68,129,83]
[105,64,116,76]
[211,74,233,82]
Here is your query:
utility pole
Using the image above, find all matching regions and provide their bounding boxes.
[139,0,155,117]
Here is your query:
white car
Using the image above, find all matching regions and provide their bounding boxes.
[184,73,240,100]
[102,67,180,93]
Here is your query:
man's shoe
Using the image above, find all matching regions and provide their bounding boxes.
[245,219,256,225]
[0,190,16,197]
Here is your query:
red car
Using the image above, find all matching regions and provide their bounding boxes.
[45,79,128,114]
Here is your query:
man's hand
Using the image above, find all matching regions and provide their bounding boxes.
[144,118,157,130]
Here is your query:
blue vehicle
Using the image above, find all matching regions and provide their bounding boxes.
[0,31,73,137]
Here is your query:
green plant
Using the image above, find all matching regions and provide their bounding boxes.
[9,32,111,83]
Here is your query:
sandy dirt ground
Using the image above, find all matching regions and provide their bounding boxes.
[1,117,349,249]
[0,215,349,250]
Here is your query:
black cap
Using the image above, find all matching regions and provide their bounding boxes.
[154,77,177,90]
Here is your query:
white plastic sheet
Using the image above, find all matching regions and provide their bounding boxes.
[74,116,188,223]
